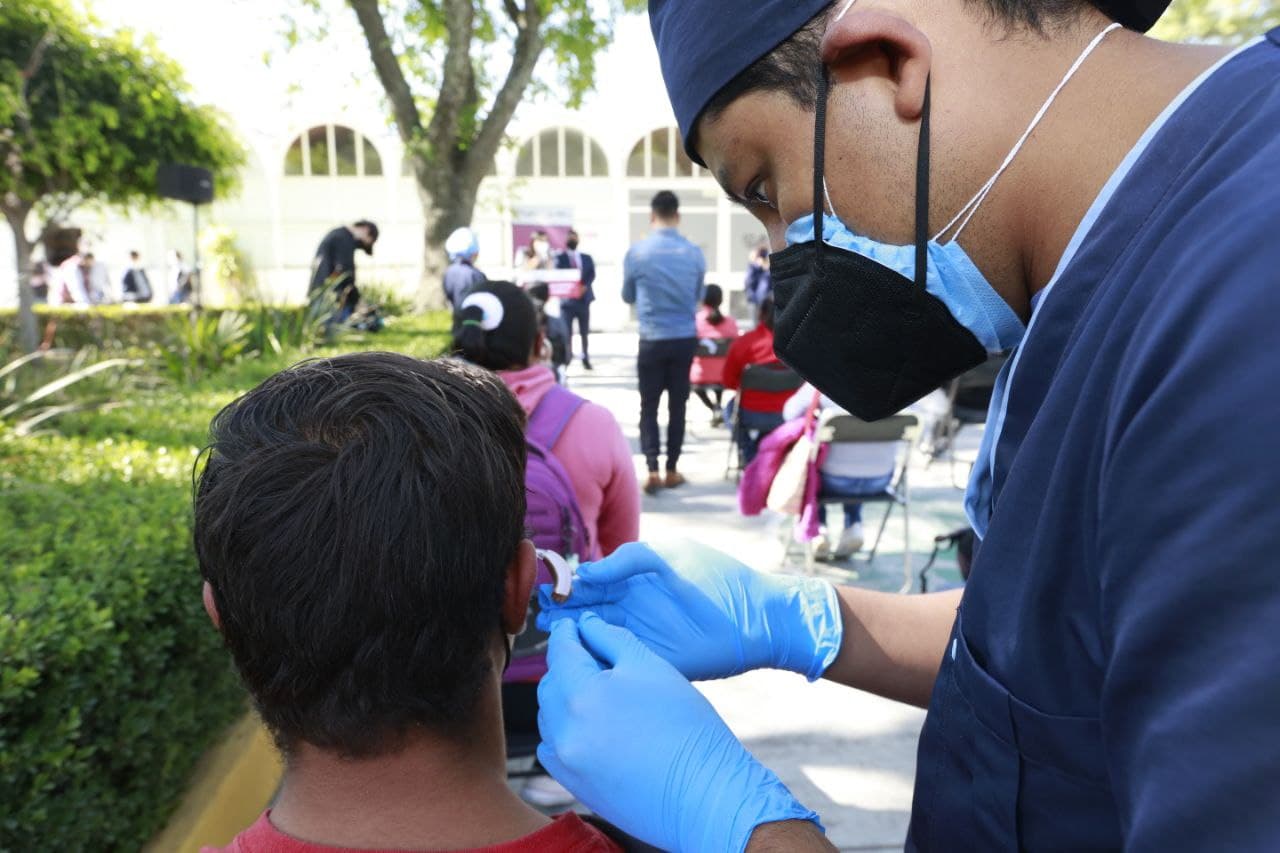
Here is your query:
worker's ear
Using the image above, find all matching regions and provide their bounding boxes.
[202,581,222,632]
[501,539,539,636]
[821,7,933,121]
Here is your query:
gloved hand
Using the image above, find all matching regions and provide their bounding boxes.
[537,613,823,853]
[538,540,842,682]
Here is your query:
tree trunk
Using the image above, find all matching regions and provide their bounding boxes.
[413,160,481,312]
[4,204,39,354]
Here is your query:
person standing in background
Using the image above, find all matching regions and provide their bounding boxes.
[168,250,194,305]
[309,220,379,322]
[744,245,771,307]
[556,229,596,371]
[623,190,705,495]
[29,260,50,304]
[120,251,154,303]
[515,229,554,272]
[86,252,111,303]
[443,227,486,309]
[52,253,94,305]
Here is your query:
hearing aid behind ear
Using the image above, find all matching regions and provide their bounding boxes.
[536,549,575,604]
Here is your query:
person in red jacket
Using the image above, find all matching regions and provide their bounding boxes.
[722,297,788,464]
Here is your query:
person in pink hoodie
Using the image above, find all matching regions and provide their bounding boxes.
[452,280,639,560]
[690,283,740,427]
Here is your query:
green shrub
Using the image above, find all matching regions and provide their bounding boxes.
[0,433,246,851]
[0,311,456,848]
[358,281,414,318]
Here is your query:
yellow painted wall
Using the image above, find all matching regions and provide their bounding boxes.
[145,713,283,853]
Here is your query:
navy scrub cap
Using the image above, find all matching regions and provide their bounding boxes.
[650,0,1173,167]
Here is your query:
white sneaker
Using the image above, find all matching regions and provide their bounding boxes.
[833,522,865,559]
[521,774,576,808]
[810,532,832,562]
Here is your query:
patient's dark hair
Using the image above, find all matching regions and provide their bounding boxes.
[452,280,540,372]
[194,352,527,757]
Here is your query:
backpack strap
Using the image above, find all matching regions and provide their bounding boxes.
[527,384,586,451]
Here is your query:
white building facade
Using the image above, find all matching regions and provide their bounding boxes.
[1,17,768,328]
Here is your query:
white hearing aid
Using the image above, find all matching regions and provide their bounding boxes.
[536,549,575,604]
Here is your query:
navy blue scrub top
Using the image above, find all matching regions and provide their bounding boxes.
[909,31,1280,851]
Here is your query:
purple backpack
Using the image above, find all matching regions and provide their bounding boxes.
[506,385,591,681]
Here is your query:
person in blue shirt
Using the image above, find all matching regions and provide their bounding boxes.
[533,1,1280,851]
[623,191,707,495]
[442,227,487,310]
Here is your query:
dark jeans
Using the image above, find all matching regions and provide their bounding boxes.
[819,473,893,529]
[694,387,723,414]
[638,337,698,472]
[561,299,591,361]
[727,399,783,466]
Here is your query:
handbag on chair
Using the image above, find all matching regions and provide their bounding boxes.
[766,390,822,515]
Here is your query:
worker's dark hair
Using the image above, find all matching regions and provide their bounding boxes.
[194,352,527,757]
[129,250,140,260]
[651,190,680,219]
[701,1,1091,134]
[758,296,776,331]
[703,283,727,327]
[452,280,540,372]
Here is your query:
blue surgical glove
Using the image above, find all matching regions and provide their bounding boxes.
[537,613,823,853]
[538,540,841,682]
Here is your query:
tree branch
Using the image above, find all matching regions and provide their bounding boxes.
[424,0,478,157]
[347,0,424,147]
[502,0,521,25]
[468,1,546,179]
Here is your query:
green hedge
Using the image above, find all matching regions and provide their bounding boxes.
[0,431,246,851]
[0,312,455,850]
[0,304,313,358]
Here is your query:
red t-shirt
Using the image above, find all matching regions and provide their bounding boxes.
[722,324,789,414]
[204,811,623,853]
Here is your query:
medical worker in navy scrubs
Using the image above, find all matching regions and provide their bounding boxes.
[533,0,1280,850]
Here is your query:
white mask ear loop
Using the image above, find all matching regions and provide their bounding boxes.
[934,21,1122,244]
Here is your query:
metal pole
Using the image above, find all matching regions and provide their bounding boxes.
[193,202,201,309]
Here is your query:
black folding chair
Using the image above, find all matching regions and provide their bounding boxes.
[692,337,733,420]
[724,362,804,480]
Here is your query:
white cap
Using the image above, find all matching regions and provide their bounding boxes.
[446,227,479,261]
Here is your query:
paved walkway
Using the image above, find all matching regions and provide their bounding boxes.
[561,331,978,851]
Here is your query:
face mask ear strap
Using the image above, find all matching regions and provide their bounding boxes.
[813,67,830,267]
[914,76,932,289]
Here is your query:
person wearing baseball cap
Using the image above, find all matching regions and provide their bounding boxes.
[535,2,1280,850]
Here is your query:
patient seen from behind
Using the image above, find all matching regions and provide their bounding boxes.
[194,352,622,852]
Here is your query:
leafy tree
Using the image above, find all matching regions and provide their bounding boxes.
[0,0,243,352]
[292,0,642,308]
[1154,0,1280,41]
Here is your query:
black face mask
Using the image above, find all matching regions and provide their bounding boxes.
[770,72,986,423]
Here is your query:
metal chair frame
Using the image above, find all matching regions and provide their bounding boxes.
[781,412,919,592]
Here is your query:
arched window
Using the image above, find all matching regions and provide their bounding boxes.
[284,124,383,177]
[626,126,704,179]
[514,127,608,178]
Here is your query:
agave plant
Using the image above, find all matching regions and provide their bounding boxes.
[162,310,251,383]
[0,349,142,436]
